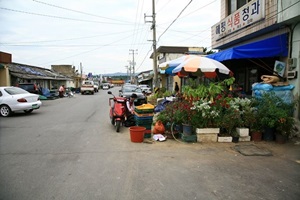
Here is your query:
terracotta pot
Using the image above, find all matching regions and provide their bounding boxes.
[275,133,287,144]
[251,131,262,142]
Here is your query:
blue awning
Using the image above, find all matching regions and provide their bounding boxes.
[207,34,288,62]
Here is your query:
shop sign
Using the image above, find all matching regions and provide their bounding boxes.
[212,0,265,41]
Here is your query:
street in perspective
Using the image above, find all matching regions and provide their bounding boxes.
[0,87,300,200]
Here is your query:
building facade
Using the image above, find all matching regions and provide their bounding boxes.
[208,0,300,117]
[0,52,72,89]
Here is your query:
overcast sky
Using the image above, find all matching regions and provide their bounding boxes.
[0,0,220,75]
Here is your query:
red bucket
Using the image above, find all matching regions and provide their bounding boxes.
[129,126,146,143]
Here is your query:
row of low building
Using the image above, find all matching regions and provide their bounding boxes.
[0,51,85,90]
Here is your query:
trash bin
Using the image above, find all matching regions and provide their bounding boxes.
[129,126,146,143]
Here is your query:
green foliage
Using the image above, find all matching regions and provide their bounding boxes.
[257,92,296,131]
[182,77,235,102]
[156,100,195,125]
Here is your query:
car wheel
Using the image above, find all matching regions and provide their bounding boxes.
[24,109,33,114]
[0,105,12,117]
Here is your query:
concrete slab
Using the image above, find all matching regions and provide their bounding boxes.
[233,144,273,156]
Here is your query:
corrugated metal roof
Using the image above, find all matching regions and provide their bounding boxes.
[7,63,71,80]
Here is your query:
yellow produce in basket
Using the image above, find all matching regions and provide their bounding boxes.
[135,103,155,110]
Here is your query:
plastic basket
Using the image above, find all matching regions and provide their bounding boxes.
[135,103,155,110]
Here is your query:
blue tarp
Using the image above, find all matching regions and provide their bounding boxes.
[252,83,294,104]
[207,34,288,62]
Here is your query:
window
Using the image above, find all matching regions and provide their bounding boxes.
[228,0,251,15]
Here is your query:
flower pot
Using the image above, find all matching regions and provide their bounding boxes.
[251,131,262,142]
[174,124,183,133]
[263,127,275,141]
[129,126,146,143]
[275,133,287,144]
[217,136,232,143]
[182,124,193,136]
[236,128,249,137]
[232,136,239,143]
[196,128,220,134]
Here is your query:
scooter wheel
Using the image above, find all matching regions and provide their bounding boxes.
[116,121,121,132]
[111,118,115,125]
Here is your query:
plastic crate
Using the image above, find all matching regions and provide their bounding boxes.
[134,108,154,114]
[134,116,153,124]
[134,111,154,117]
[181,133,197,143]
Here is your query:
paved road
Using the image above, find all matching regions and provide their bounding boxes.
[0,87,300,200]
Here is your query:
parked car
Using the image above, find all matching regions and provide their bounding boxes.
[0,86,42,117]
[17,83,39,94]
[119,84,147,106]
[94,82,99,92]
[102,83,110,90]
[139,84,152,94]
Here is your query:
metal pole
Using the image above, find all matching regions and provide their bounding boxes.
[152,0,158,88]
[80,62,82,87]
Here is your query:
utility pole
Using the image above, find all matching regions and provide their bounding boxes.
[80,62,82,87]
[125,65,129,82]
[129,49,138,84]
[145,0,158,88]
[128,60,132,83]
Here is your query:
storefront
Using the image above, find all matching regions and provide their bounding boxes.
[207,33,289,95]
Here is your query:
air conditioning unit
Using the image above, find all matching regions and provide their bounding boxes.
[288,58,297,69]
[287,71,297,79]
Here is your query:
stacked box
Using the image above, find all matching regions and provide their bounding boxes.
[134,104,154,138]
[236,128,251,142]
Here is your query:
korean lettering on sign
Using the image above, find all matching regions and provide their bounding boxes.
[213,0,264,40]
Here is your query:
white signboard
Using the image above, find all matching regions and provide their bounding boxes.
[212,0,265,41]
[274,61,286,77]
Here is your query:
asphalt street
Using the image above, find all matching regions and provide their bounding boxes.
[0,87,300,200]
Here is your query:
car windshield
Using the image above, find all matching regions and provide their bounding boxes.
[5,87,29,95]
[123,86,142,93]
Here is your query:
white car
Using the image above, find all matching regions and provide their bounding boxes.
[139,84,152,94]
[102,84,109,90]
[0,86,42,117]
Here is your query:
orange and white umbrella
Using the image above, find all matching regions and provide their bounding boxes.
[172,56,231,78]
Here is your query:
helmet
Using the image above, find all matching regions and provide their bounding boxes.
[131,93,137,98]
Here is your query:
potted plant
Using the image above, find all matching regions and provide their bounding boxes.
[191,98,223,135]
[227,97,254,137]
[249,116,263,141]
[275,116,295,143]
[257,92,296,141]
[220,106,242,142]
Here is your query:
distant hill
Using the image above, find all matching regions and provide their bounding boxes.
[102,72,136,77]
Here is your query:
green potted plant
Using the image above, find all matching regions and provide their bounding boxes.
[220,106,242,142]
[257,92,296,141]
[275,116,295,143]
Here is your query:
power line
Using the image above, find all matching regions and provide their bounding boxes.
[32,0,131,24]
[157,0,193,43]
[0,7,133,25]
[0,27,147,45]
[36,33,136,65]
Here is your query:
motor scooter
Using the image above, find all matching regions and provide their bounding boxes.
[108,91,127,132]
